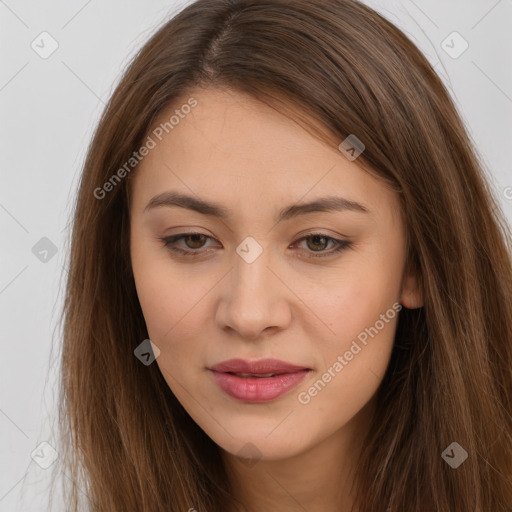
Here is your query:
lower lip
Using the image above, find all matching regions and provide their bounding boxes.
[209,369,310,403]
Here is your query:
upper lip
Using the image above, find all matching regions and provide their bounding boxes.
[209,358,310,375]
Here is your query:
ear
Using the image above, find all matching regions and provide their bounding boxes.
[399,269,424,310]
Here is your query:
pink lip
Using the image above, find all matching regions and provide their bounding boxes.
[210,358,309,374]
[208,358,311,403]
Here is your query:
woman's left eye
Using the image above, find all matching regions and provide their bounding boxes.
[159,232,352,258]
[292,234,352,257]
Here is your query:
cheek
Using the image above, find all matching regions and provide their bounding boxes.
[300,306,398,428]
[302,248,402,395]
[130,232,208,341]
[131,261,170,381]
[131,253,173,339]
[131,262,206,386]
[305,267,399,348]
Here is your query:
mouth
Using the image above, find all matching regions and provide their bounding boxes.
[225,371,289,378]
[207,359,311,403]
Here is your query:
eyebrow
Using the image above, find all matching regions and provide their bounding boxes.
[144,191,369,222]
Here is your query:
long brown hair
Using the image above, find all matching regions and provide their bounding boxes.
[54,0,512,510]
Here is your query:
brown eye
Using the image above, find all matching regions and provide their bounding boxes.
[304,235,330,252]
[183,234,207,249]
[293,233,352,258]
[161,232,351,259]
[160,232,217,256]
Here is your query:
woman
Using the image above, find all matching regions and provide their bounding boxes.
[56,0,512,510]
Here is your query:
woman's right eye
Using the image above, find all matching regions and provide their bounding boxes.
[160,233,218,256]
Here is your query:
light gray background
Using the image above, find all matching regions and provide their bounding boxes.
[1,1,511,510]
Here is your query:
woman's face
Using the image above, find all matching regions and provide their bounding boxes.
[129,87,421,462]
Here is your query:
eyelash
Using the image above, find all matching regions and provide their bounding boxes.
[159,232,352,259]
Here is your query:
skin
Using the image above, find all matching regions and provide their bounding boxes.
[129,86,423,512]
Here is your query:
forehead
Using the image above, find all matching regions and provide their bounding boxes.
[129,87,400,223]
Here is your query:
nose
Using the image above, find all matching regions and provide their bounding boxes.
[215,247,292,340]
